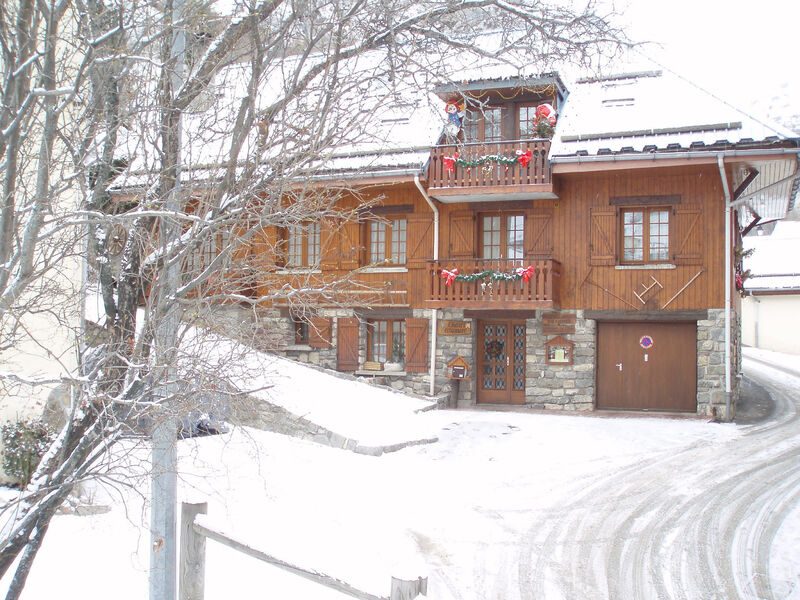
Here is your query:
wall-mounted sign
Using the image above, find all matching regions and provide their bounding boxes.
[639,335,654,349]
[542,312,576,335]
[438,320,472,336]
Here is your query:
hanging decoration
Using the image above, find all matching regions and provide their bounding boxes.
[444,100,466,137]
[533,102,558,138]
[442,149,534,173]
[441,265,536,286]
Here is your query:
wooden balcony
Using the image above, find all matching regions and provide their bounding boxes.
[427,258,561,309]
[427,139,557,202]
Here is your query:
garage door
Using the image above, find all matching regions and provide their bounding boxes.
[596,322,697,412]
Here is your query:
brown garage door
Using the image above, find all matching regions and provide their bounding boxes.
[596,322,697,412]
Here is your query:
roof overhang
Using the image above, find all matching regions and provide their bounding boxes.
[433,73,567,101]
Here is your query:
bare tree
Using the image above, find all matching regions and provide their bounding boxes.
[0,0,628,596]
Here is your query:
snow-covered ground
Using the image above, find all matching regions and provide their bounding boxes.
[2,353,800,599]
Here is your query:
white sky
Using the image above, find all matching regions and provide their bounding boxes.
[606,0,800,118]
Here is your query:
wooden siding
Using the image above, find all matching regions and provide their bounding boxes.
[555,165,725,311]
[242,165,728,313]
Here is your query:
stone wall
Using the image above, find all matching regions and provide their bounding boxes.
[524,311,595,411]
[696,308,738,419]
[433,308,474,407]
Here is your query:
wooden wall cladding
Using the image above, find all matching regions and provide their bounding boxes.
[558,165,725,311]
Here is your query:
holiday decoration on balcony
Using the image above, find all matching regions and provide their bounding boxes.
[534,102,557,138]
[442,149,534,173]
[440,265,536,286]
[443,100,466,137]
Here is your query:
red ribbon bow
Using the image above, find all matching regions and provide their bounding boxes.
[441,268,459,286]
[516,265,535,282]
[443,152,459,173]
[516,149,533,168]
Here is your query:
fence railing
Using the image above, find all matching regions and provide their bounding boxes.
[426,258,560,308]
[179,502,428,600]
[428,139,552,190]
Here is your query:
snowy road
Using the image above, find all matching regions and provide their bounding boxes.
[5,355,800,600]
[420,358,800,600]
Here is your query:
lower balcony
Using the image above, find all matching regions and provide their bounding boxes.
[426,258,561,309]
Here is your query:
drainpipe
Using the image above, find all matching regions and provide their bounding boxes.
[414,174,439,397]
[717,154,733,421]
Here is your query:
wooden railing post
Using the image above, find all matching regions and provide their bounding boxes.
[390,575,428,600]
[180,502,208,600]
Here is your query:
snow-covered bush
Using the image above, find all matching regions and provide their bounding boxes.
[1,418,55,486]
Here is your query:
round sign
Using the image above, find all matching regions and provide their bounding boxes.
[639,335,654,350]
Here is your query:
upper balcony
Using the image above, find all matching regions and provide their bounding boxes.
[427,139,557,203]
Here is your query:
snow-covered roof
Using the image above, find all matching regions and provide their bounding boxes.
[109,51,799,193]
[743,221,800,292]
[550,70,797,158]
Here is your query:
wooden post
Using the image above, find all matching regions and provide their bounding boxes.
[179,502,208,600]
[448,379,460,409]
[390,575,428,600]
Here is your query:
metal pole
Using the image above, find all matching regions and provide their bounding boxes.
[150,0,185,596]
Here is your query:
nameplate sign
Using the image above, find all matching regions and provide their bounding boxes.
[438,320,472,336]
[541,313,576,335]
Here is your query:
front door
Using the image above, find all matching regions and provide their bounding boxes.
[596,322,697,412]
[477,320,526,404]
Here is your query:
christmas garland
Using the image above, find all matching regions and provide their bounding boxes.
[443,149,533,173]
[441,265,535,286]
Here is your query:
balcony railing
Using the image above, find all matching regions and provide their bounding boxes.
[427,258,561,309]
[428,139,553,193]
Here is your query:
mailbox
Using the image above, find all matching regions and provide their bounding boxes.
[446,355,470,380]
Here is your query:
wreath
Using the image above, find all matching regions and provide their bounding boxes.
[485,340,504,359]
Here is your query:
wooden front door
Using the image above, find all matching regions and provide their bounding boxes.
[596,322,697,412]
[477,320,526,404]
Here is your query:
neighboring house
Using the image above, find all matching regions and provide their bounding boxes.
[741,221,800,355]
[113,66,800,420]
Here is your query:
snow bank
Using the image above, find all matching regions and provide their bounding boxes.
[199,333,438,448]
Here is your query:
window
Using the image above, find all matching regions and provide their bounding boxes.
[286,222,320,267]
[367,319,405,364]
[293,318,309,345]
[369,218,407,265]
[517,105,539,139]
[480,214,525,260]
[463,107,503,143]
[621,208,670,263]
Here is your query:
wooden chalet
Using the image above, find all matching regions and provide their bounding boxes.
[250,68,800,418]
[116,66,800,418]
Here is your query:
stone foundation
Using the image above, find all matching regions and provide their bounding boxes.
[204,305,738,417]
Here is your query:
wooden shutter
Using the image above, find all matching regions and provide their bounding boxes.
[406,214,434,268]
[448,211,474,258]
[257,225,282,268]
[405,318,429,373]
[319,219,338,271]
[308,317,332,349]
[589,207,617,266]
[525,210,553,257]
[336,317,359,371]
[339,221,362,270]
[672,205,704,265]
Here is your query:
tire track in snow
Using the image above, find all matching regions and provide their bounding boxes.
[517,360,800,600]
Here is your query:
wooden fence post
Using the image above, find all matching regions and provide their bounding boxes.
[390,575,428,600]
[179,502,208,600]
